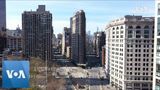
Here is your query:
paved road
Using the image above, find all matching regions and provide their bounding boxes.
[88,68,100,90]
[53,53,109,90]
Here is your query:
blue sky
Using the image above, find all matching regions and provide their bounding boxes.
[6,0,154,35]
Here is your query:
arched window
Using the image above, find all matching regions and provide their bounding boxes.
[120,26,123,29]
[113,27,115,30]
[128,26,133,29]
[116,27,119,30]
[144,25,149,29]
[136,26,141,29]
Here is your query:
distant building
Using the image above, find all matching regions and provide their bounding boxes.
[153,1,160,90]
[62,27,71,55]
[66,46,71,59]
[7,27,22,51]
[102,46,105,66]
[52,33,57,48]
[57,33,62,53]
[70,10,86,65]
[94,31,106,57]
[106,15,154,90]
[0,0,6,54]
[86,31,94,55]
[22,5,53,60]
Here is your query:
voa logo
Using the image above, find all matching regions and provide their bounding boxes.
[2,61,29,88]
[6,70,26,79]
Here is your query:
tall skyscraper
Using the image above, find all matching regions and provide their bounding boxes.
[0,0,6,54]
[22,5,53,61]
[153,1,160,89]
[0,0,6,30]
[105,15,154,90]
[70,10,86,65]
[62,27,71,55]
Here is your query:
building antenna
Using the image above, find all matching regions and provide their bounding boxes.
[97,27,99,32]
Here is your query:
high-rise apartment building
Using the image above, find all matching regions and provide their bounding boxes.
[62,27,71,55]
[70,10,86,65]
[22,5,53,60]
[105,15,154,90]
[0,0,6,54]
[153,1,160,90]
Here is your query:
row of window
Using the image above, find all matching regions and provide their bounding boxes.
[126,63,153,67]
[127,63,153,67]
[127,58,153,62]
[127,54,154,57]
[112,25,153,30]
[126,67,153,71]
[127,71,153,76]
[126,70,153,76]
[128,34,152,38]
[128,29,153,34]
[127,40,154,43]
[127,49,154,52]
[127,44,153,48]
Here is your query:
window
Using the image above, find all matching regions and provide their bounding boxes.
[139,45,141,48]
[143,59,145,61]
[135,63,137,66]
[135,54,137,57]
[142,83,148,87]
[144,30,149,34]
[144,35,149,38]
[136,35,141,38]
[135,49,138,52]
[136,26,141,29]
[143,54,146,57]
[138,58,141,61]
[143,72,145,75]
[128,35,132,38]
[143,68,145,70]
[128,30,133,34]
[144,49,146,52]
[116,27,119,30]
[134,83,140,87]
[136,30,141,34]
[128,26,133,29]
[121,26,124,29]
[144,25,149,29]
[135,72,137,75]
[139,54,141,57]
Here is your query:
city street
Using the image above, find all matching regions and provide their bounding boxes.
[53,53,109,90]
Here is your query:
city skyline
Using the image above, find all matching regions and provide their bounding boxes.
[6,0,154,35]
